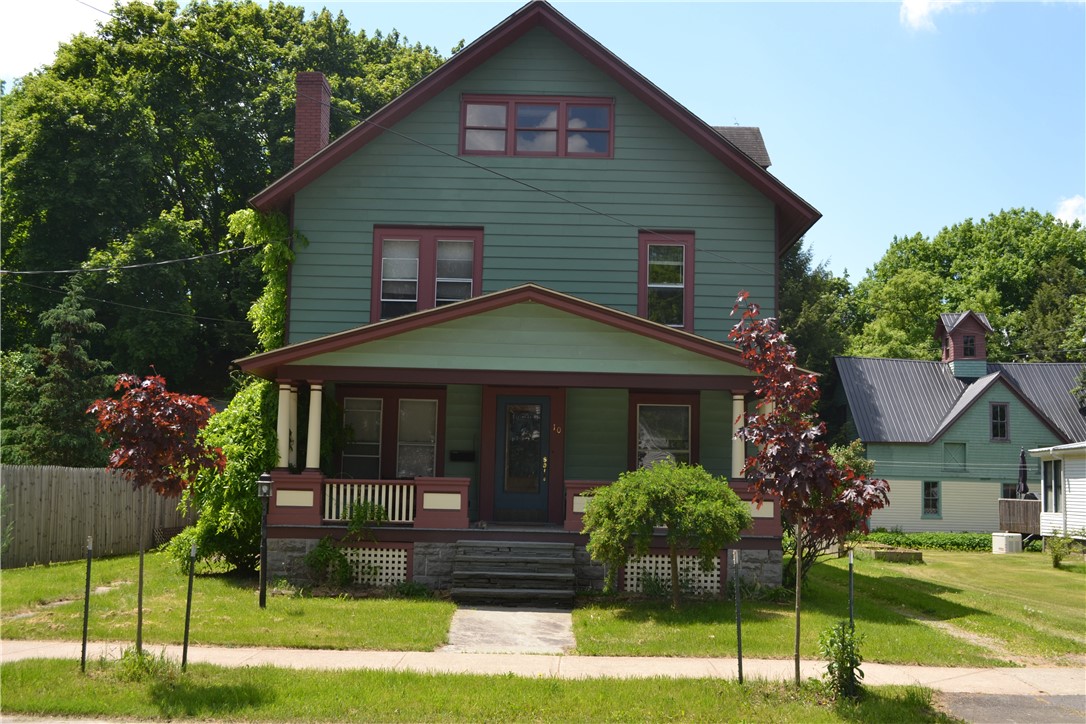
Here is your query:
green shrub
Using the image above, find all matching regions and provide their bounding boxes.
[819,621,864,700]
[860,531,992,551]
[1047,531,1081,568]
[304,537,352,588]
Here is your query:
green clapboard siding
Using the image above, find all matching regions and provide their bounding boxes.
[565,388,628,481]
[866,381,1066,531]
[444,384,482,517]
[300,302,752,377]
[699,391,732,479]
[289,25,777,346]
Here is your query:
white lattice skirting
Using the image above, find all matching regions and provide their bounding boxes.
[625,554,720,594]
[344,547,408,587]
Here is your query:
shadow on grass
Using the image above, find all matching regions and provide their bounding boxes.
[808,564,978,623]
[833,686,958,723]
[150,678,271,718]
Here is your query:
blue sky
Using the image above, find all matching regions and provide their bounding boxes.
[3,1,1083,279]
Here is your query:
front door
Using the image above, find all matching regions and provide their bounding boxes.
[494,396,550,523]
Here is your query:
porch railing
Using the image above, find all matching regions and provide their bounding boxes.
[324,480,416,524]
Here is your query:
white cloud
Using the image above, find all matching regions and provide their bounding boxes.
[899,0,969,31]
[1055,195,1086,226]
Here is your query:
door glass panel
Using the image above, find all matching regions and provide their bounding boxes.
[342,398,381,478]
[397,399,437,478]
[505,403,542,493]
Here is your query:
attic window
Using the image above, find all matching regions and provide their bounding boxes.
[963,335,976,357]
[461,95,613,157]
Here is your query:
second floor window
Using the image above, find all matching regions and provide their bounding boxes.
[990,403,1008,441]
[372,227,482,322]
[461,95,613,157]
[638,231,694,330]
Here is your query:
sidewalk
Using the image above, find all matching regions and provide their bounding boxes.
[3,639,1083,696]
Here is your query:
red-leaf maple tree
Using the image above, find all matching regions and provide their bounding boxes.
[88,373,225,653]
[728,291,889,684]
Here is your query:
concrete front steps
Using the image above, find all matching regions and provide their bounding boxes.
[451,540,575,608]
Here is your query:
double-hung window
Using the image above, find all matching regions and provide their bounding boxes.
[340,388,445,480]
[372,228,482,322]
[922,481,941,518]
[461,95,613,157]
[990,403,1009,441]
[638,231,694,330]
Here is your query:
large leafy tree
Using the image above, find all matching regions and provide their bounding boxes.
[848,209,1086,362]
[582,461,752,609]
[0,284,111,466]
[88,373,225,653]
[729,292,889,685]
[1,0,444,395]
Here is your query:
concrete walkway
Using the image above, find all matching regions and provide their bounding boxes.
[2,637,1083,696]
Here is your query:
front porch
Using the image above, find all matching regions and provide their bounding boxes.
[264,471,783,596]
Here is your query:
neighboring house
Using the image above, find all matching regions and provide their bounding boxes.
[836,312,1086,533]
[1030,442,1086,540]
[237,0,819,596]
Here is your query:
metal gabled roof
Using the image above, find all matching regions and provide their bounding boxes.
[992,362,1086,442]
[835,356,1086,445]
[834,357,965,443]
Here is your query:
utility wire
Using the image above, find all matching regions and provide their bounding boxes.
[0,244,261,277]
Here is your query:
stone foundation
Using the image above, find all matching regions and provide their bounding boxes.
[269,538,781,593]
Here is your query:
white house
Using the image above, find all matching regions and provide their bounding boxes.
[1029,441,1086,540]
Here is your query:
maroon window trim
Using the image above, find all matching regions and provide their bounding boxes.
[460,94,614,158]
[627,391,700,471]
[637,231,695,332]
[336,386,448,480]
[371,227,484,323]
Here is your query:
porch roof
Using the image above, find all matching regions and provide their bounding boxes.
[237,284,755,388]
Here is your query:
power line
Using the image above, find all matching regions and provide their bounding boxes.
[0,244,261,277]
[17,281,255,329]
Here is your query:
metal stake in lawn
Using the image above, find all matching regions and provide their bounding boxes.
[257,472,273,609]
[733,548,743,684]
[182,542,196,671]
[848,548,855,631]
[81,536,92,673]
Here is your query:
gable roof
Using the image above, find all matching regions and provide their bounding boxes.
[835,356,1086,444]
[238,283,754,380]
[936,311,993,337]
[249,0,819,252]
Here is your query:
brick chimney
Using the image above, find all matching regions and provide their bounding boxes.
[294,72,331,167]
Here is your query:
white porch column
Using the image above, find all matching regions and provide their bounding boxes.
[288,385,299,468]
[276,382,292,468]
[305,382,323,471]
[731,393,746,479]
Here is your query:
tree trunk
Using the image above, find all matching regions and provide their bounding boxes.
[794,514,802,686]
[669,544,680,609]
[136,488,147,655]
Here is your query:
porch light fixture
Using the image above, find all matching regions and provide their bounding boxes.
[257,472,273,608]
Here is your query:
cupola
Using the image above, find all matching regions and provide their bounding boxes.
[935,311,993,380]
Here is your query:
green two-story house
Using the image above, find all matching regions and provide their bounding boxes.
[836,312,1086,533]
[238,0,819,599]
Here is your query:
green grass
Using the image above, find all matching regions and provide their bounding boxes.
[0,550,455,650]
[0,658,957,723]
[573,550,1086,666]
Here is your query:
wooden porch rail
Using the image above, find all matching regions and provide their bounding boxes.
[998,498,1040,536]
[324,480,416,524]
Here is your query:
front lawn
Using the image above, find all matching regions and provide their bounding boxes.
[0,658,956,723]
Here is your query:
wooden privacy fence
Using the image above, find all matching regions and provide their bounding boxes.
[0,466,195,568]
